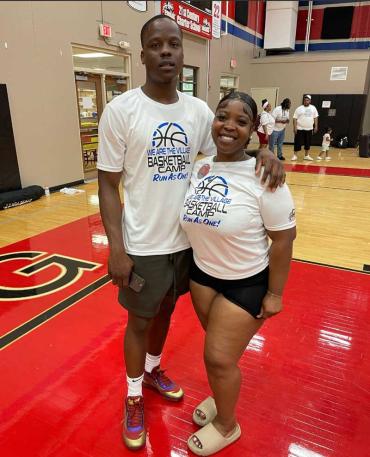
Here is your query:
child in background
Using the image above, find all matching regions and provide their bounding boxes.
[317,127,333,161]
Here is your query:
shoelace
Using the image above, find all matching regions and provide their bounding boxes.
[127,398,144,429]
[152,369,173,389]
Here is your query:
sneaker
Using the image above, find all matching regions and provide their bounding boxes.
[143,367,184,401]
[123,396,146,450]
[291,155,298,161]
[325,157,332,161]
[317,156,323,161]
[304,155,314,161]
[278,156,286,161]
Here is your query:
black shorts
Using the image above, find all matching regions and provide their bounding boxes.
[294,129,313,151]
[119,248,192,318]
[190,260,269,318]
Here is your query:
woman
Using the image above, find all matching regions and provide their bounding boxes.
[257,99,275,148]
[180,91,296,456]
[269,98,291,160]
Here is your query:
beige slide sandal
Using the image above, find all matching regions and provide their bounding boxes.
[192,397,217,427]
[188,422,241,456]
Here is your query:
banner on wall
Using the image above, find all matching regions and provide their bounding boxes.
[161,1,212,40]
[212,1,221,39]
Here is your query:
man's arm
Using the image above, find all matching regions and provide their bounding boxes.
[314,117,318,134]
[98,170,133,288]
[293,118,297,135]
[248,148,286,191]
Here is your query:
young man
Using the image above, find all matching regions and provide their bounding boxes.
[292,94,319,161]
[97,14,285,451]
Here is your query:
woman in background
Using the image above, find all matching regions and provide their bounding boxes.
[257,99,275,149]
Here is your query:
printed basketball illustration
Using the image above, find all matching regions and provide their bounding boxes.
[152,122,188,148]
[195,175,229,197]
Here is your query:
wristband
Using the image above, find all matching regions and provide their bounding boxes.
[267,290,282,298]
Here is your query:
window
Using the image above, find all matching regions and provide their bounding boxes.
[220,75,238,99]
[235,0,248,27]
[178,66,197,97]
[322,6,354,39]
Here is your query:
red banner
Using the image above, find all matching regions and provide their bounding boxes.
[161,1,212,40]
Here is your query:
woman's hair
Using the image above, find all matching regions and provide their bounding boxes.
[217,90,258,123]
[325,126,332,133]
[261,98,268,107]
[281,98,290,111]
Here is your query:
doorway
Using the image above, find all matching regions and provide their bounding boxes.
[75,73,103,172]
[72,46,131,176]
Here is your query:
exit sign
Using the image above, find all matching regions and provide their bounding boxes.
[99,23,112,38]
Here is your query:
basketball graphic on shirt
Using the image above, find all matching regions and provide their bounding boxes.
[152,122,188,147]
[195,175,229,197]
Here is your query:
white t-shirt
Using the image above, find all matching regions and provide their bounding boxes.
[97,88,215,255]
[293,104,319,131]
[180,156,296,280]
[322,133,331,146]
[258,111,275,135]
[271,106,290,132]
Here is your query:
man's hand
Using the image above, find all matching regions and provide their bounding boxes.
[256,293,283,319]
[108,248,134,289]
[314,127,318,134]
[255,148,286,191]
[293,127,297,135]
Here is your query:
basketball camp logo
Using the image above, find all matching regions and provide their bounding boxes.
[147,122,191,182]
[182,174,232,229]
[152,122,188,148]
[194,175,229,198]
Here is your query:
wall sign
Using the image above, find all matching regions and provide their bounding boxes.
[161,1,212,40]
[212,1,221,39]
[127,1,147,12]
[330,66,348,81]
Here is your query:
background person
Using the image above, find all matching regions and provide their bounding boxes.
[257,99,275,149]
[317,127,333,161]
[269,98,291,160]
[292,94,318,161]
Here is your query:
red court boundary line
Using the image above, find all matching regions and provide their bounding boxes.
[285,163,370,177]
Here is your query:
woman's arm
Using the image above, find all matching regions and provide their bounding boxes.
[257,227,296,319]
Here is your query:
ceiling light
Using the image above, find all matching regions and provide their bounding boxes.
[74,52,113,58]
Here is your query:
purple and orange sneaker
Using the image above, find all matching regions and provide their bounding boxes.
[143,367,184,401]
[123,396,146,450]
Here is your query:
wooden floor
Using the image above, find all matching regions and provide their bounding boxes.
[1,146,369,457]
[1,146,369,271]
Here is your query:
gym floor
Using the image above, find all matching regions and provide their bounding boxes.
[0,146,369,457]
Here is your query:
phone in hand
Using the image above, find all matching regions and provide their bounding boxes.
[129,271,145,293]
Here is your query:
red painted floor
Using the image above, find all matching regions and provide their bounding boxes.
[284,163,370,178]
[1,215,370,457]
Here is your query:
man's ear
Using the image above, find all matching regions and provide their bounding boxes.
[140,50,145,65]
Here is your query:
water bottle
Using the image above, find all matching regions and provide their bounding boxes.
[44,186,50,196]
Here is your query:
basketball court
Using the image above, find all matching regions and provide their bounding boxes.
[1,144,369,457]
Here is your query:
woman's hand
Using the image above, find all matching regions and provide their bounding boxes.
[256,292,283,319]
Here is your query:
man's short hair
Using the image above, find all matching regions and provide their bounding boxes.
[140,14,182,47]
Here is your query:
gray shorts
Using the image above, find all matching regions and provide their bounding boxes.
[118,248,192,318]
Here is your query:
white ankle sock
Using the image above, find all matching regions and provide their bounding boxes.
[127,373,144,397]
[145,353,161,374]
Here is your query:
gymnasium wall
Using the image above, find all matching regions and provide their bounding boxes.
[0,1,369,189]
[249,51,370,142]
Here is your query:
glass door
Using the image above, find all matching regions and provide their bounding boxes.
[75,73,103,172]
[105,75,128,103]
